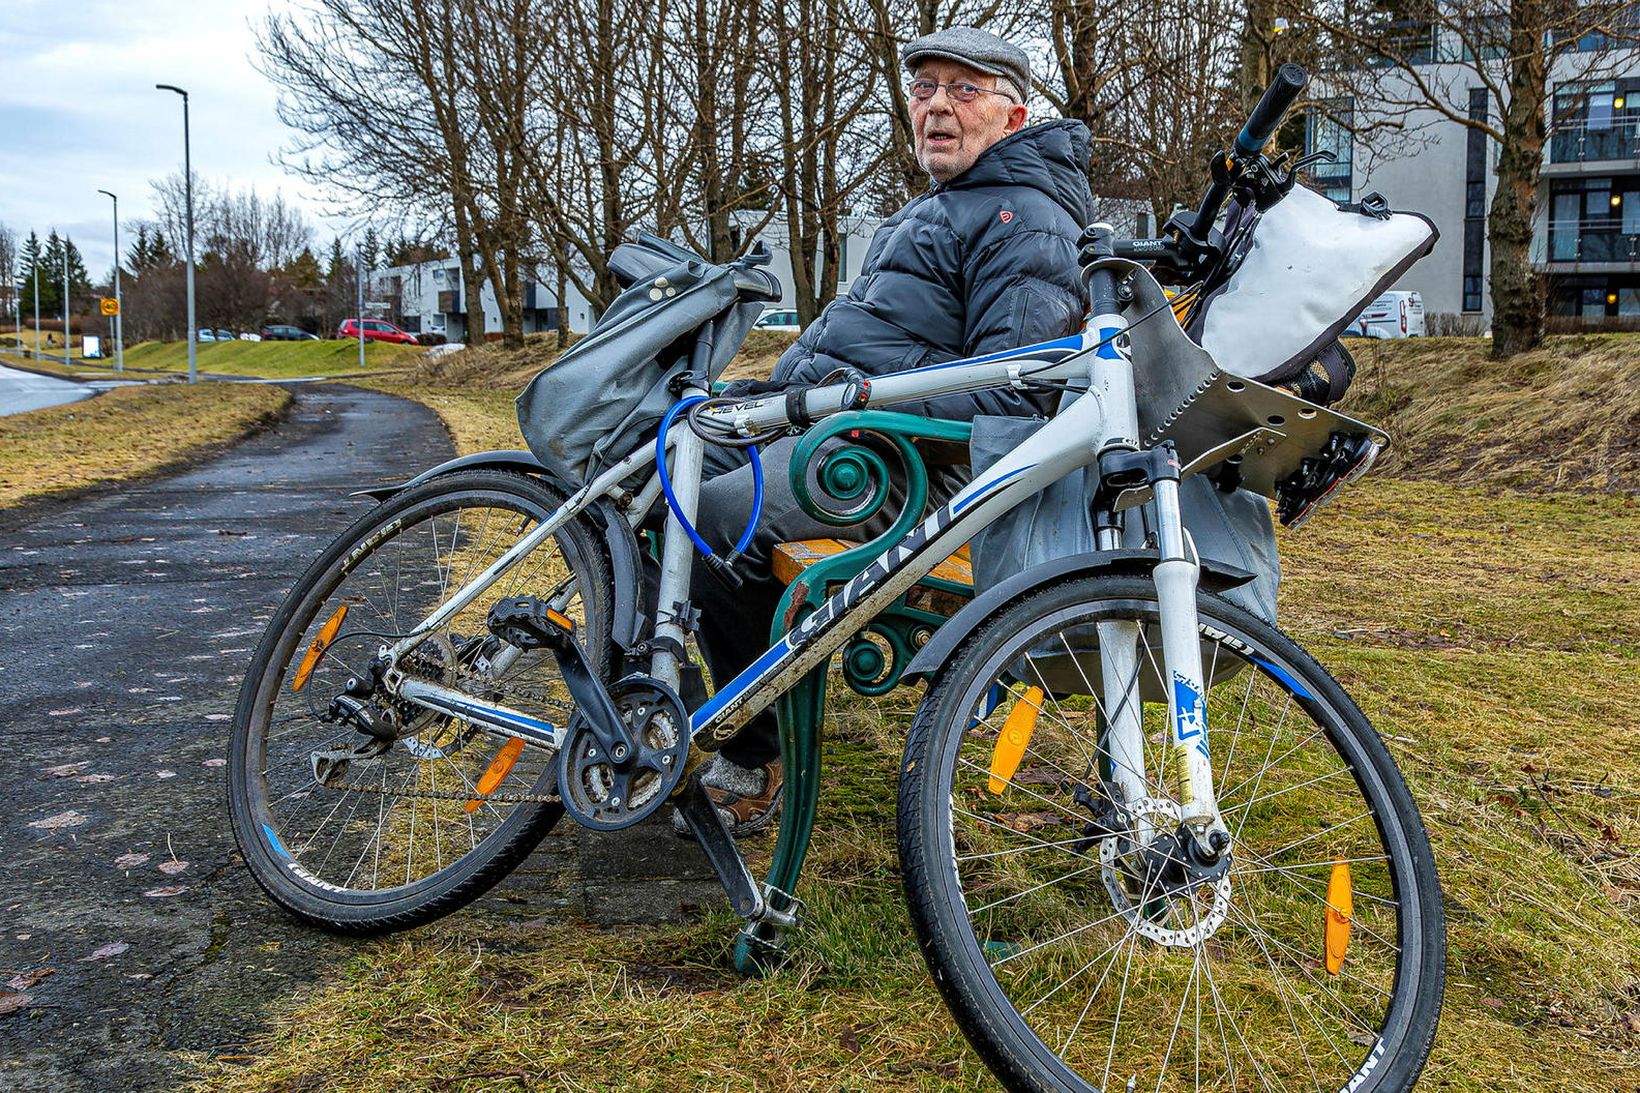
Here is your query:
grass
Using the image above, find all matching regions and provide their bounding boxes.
[119,338,424,379]
[0,382,291,509]
[0,351,126,379]
[186,335,1640,1091]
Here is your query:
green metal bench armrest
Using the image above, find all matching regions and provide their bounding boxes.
[772,411,972,643]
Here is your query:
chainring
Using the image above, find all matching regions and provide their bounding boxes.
[557,675,689,831]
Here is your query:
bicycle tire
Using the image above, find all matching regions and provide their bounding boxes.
[228,469,613,933]
[898,576,1444,1093]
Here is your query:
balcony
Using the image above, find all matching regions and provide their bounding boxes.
[1541,216,1640,271]
[1546,118,1640,173]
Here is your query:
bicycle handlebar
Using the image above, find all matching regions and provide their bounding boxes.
[1235,63,1308,156]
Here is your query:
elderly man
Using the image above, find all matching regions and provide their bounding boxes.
[676,26,1096,836]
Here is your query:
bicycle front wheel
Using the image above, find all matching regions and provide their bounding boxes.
[229,469,613,933]
[898,576,1443,1093]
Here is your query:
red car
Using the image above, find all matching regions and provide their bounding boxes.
[337,318,419,345]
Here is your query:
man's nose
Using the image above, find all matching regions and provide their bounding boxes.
[925,86,955,112]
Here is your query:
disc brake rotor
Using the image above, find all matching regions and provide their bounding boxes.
[557,676,689,831]
[1100,795,1231,947]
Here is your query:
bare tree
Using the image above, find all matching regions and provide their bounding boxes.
[0,223,16,327]
[1289,0,1640,357]
[260,0,539,346]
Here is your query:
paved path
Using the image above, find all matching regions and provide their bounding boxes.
[0,383,722,1092]
[0,386,453,1092]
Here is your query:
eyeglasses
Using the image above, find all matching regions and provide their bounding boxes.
[907,78,1017,105]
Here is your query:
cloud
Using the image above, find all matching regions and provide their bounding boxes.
[0,0,343,280]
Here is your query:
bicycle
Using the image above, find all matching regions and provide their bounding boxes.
[229,66,1444,1093]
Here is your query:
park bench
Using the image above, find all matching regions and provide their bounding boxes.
[735,409,976,971]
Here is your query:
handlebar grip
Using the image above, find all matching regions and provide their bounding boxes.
[1235,63,1308,156]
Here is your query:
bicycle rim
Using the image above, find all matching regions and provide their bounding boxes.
[233,473,608,922]
[900,578,1442,1093]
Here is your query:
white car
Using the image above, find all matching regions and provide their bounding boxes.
[1350,291,1425,339]
[753,308,801,333]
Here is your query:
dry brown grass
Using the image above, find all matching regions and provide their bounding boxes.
[1344,335,1640,492]
[0,382,291,509]
[181,334,1640,1091]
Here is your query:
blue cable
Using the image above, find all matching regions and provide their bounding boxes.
[736,445,764,554]
[655,396,764,559]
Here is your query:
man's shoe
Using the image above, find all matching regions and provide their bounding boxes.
[671,754,783,838]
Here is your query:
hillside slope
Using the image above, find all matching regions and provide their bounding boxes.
[1344,334,1640,492]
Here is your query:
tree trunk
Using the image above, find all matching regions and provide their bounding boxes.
[1489,11,1547,359]
[1239,0,1273,115]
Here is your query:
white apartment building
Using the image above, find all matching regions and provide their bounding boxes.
[1305,27,1640,324]
[369,212,883,342]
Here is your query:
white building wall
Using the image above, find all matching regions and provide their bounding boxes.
[371,214,883,342]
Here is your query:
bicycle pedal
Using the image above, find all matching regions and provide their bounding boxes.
[486,596,575,651]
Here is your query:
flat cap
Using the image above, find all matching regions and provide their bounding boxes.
[901,26,1029,103]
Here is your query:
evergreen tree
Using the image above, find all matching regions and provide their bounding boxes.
[284,246,323,290]
[63,237,92,306]
[325,236,350,283]
[34,232,65,317]
[127,225,152,272]
[150,229,173,265]
[17,231,42,316]
[359,227,380,273]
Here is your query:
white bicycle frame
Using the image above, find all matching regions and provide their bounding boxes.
[385,254,1233,845]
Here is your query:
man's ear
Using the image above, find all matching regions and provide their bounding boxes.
[1004,102,1027,134]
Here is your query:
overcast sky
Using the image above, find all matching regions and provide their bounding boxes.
[0,0,338,279]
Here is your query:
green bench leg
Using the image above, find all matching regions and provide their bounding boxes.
[732,663,826,975]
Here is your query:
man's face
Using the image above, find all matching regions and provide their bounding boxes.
[910,59,1027,184]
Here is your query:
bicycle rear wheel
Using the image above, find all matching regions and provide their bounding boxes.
[898,576,1443,1093]
[228,469,612,933]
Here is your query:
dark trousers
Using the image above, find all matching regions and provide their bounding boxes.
[686,436,961,767]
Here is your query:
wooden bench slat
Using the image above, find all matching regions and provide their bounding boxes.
[773,539,972,589]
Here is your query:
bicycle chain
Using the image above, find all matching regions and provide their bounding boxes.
[325,777,559,805]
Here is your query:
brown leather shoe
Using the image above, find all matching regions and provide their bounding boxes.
[671,756,783,838]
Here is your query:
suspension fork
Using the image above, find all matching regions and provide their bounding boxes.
[1082,238,1228,856]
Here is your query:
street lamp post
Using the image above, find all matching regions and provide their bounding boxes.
[156,84,196,383]
[62,243,71,369]
[32,263,39,357]
[97,189,124,373]
[355,243,365,372]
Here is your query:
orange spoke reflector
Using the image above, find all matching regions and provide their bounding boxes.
[988,686,1044,795]
[1325,859,1354,974]
[292,604,349,693]
[466,737,526,814]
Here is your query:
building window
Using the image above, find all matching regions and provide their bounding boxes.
[1304,99,1353,202]
[1462,88,1488,313]
[1551,80,1639,163]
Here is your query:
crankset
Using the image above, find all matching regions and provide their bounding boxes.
[557,675,690,830]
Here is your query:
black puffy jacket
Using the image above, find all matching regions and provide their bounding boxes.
[771,119,1095,421]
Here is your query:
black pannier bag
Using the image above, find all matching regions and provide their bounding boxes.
[516,236,763,484]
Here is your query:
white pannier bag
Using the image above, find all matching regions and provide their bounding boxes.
[1195,183,1437,391]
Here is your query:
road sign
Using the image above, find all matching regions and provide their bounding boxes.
[100,298,120,316]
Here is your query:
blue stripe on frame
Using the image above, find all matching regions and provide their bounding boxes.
[897,334,1085,376]
[953,464,1036,515]
[691,636,795,729]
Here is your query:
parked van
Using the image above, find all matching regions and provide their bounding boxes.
[1349,290,1425,338]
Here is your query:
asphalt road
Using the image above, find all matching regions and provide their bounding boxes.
[0,385,454,1091]
[0,363,96,416]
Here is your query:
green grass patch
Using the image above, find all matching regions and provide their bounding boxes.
[0,382,291,509]
[121,338,423,379]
